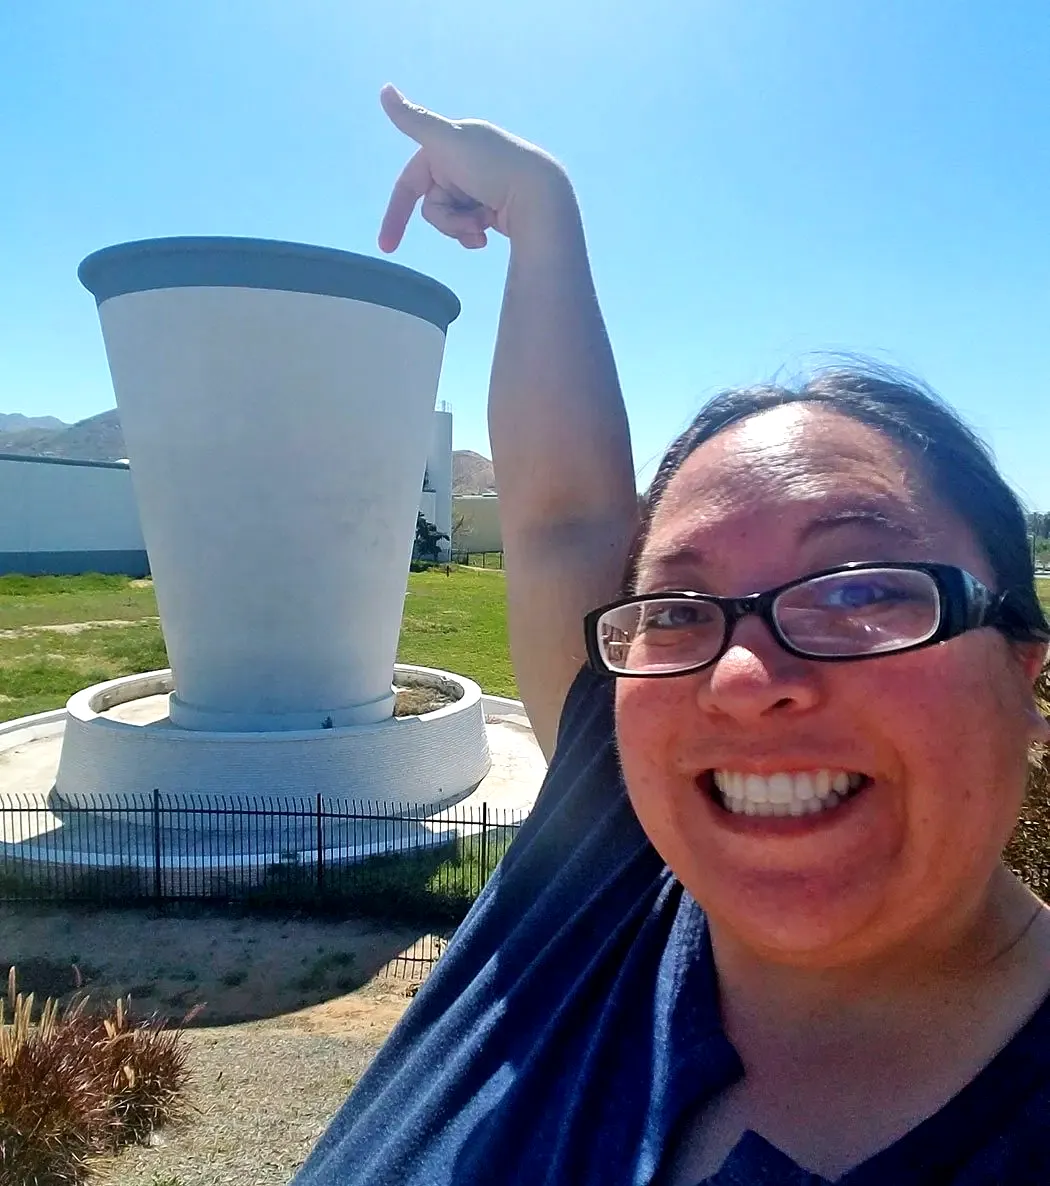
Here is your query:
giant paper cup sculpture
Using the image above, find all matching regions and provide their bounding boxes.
[78,238,460,732]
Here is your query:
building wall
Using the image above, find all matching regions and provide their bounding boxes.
[0,454,148,576]
[419,405,453,559]
[452,493,502,554]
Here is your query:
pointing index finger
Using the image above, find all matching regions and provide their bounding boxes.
[378,148,431,253]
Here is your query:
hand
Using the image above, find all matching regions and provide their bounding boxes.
[378,85,571,253]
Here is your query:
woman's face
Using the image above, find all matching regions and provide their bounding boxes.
[616,404,1047,967]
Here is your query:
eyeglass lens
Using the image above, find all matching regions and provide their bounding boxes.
[597,568,943,673]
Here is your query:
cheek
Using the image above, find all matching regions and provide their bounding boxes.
[873,643,1031,771]
[615,680,686,770]
[834,644,1033,860]
[614,680,697,826]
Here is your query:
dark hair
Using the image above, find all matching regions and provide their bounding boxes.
[624,363,1049,642]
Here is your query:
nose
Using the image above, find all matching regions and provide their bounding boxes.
[697,615,822,722]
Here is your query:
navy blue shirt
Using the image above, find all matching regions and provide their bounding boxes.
[293,667,1050,1185]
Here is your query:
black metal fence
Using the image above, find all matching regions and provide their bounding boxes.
[450,551,504,569]
[0,794,525,924]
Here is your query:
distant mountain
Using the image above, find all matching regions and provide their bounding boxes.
[0,413,67,434]
[0,409,124,461]
[452,450,496,495]
[0,408,499,493]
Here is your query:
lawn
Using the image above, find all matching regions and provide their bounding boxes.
[1038,577,1050,617]
[0,572,159,630]
[0,566,516,725]
[397,566,515,697]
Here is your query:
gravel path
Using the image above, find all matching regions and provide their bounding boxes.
[98,1020,393,1185]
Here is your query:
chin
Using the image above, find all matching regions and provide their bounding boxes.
[629,782,917,967]
[671,851,889,959]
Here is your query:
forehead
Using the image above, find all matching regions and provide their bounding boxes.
[643,404,966,567]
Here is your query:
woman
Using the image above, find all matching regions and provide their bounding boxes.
[292,89,1050,1185]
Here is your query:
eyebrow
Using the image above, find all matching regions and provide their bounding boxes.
[645,503,925,575]
[797,504,926,546]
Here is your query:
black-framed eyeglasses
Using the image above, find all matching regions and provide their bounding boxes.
[584,561,1044,679]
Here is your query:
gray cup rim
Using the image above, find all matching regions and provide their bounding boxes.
[78,237,461,332]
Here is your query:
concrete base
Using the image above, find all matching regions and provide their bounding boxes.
[54,665,491,809]
[0,692,545,888]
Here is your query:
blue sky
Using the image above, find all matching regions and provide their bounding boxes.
[3,0,1048,506]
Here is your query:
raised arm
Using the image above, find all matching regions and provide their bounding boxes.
[380,87,639,758]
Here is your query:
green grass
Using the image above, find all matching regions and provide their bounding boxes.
[0,567,515,724]
[0,572,159,630]
[397,565,515,697]
[1037,577,1050,616]
[0,622,169,720]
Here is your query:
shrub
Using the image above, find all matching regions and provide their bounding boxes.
[0,968,193,1184]
[93,997,193,1145]
[0,994,112,1185]
[1005,664,1050,899]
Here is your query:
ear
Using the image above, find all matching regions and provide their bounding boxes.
[1015,642,1050,745]
[1015,641,1050,685]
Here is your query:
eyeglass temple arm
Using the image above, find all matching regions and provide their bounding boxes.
[986,589,1050,640]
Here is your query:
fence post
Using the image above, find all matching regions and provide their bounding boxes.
[152,789,162,904]
[480,802,489,894]
[316,792,324,896]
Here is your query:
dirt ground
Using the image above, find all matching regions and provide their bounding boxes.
[0,901,438,1033]
[0,903,452,1183]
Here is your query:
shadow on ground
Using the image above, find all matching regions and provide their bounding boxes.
[0,901,449,1027]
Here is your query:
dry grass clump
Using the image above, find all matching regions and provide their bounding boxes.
[0,967,193,1185]
[1005,665,1050,900]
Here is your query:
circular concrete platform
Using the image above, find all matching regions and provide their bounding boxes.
[0,692,546,887]
[55,665,493,810]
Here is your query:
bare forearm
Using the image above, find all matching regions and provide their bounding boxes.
[488,183,638,537]
[378,92,639,746]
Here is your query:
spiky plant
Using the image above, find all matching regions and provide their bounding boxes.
[94,998,193,1144]
[0,969,194,1184]
[0,989,114,1186]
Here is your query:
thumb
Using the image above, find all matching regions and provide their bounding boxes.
[380,84,452,147]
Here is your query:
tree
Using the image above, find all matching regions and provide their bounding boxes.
[450,510,469,556]
[1028,512,1050,539]
[414,512,449,562]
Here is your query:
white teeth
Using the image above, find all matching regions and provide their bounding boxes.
[768,774,794,804]
[745,774,769,803]
[711,768,867,817]
[793,773,815,800]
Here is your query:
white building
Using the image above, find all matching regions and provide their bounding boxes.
[420,402,453,559]
[0,453,147,576]
[451,492,502,554]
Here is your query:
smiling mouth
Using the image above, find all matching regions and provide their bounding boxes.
[704,769,872,818]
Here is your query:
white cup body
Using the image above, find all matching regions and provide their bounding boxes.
[80,239,459,731]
